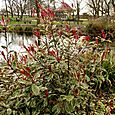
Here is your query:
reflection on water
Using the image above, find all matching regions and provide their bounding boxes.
[0,33,37,61]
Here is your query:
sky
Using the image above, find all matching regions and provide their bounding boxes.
[0,0,88,14]
[0,0,4,9]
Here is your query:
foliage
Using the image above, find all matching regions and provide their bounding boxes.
[85,19,115,39]
[0,5,115,115]
[24,26,33,36]
[14,26,24,35]
[85,19,105,37]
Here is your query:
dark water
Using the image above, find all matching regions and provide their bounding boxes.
[0,33,37,60]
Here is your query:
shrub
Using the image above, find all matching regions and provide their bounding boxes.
[14,26,24,35]
[0,5,114,115]
[24,26,33,36]
[85,19,105,37]
[0,20,114,114]
[85,18,115,40]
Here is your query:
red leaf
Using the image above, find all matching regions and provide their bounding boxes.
[58,31,63,37]
[45,89,49,97]
[37,3,43,9]
[74,34,79,41]
[101,30,106,39]
[95,38,99,44]
[56,56,61,62]
[25,67,31,73]
[85,36,90,41]
[49,50,56,57]
[1,51,6,60]
[20,69,30,77]
[34,30,40,38]
[0,15,5,26]
[72,28,76,35]
[65,24,70,32]
[41,9,48,18]
[46,8,55,17]
[31,8,36,17]
[61,2,72,9]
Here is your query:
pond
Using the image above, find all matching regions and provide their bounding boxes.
[0,32,114,61]
[0,33,37,61]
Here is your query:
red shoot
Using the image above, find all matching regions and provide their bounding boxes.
[37,3,43,9]
[46,8,55,17]
[0,15,5,26]
[65,25,70,32]
[85,36,90,41]
[41,9,48,18]
[49,50,56,57]
[101,30,106,39]
[45,89,49,97]
[95,38,99,44]
[20,69,31,77]
[34,30,41,38]
[1,51,6,60]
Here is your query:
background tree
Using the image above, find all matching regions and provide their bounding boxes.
[19,0,29,19]
[4,0,8,17]
[111,0,115,13]
[72,0,84,25]
[87,0,101,18]
[87,0,114,17]
[13,0,20,18]
[7,0,15,17]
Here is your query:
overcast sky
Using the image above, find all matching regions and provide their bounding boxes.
[0,0,4,9]
[0,0,88,14]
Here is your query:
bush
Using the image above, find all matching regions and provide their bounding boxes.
[24,26,33,36]
[0,21,114,115]
[0,5,114,114]
[85,18,115,40]
[85,19,105,37]
[14,26,24,35]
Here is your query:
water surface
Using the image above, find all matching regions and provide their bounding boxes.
[0,33,37,61]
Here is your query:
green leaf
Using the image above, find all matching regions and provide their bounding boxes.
[18,79,32,85]
[25,108,30,115]
[61,95,74,102]
[86,75,90,82]
[50,0,54,3]
[12,61,16,70]
[7,108,12,115]
[65,102,74,113]
[8,42,12,46]
[1,46,7,49]
[52,104,60,115]
[32,84,40,96]
[43,98,48,107]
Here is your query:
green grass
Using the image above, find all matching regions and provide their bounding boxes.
[0,15,37,25]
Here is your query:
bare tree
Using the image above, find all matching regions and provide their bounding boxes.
[19,0,29,19]
[67,0,84,24]
[111,0,115,13]
[87,0,114,17]
[13,1,20,18]
[103,0,111,16]
[87,0,101,18]
[7,0,15,17]
[4,0,9,17]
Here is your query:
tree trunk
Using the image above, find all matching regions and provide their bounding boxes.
[4,0,8,17]
[77,2,80,25]
[11,8,13,18]
[20,11,24,19]
[35,0,40,24]
[101,0,104,16]
[112,0,115,13]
